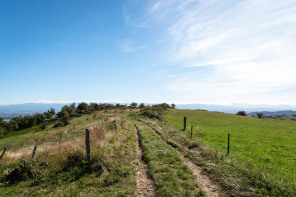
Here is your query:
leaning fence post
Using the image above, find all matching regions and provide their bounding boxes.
[32,145,37,159]
[191,126,193,139]
[0,147,7,159]
[227,133,230,155]
[85,129,90,162]
[183,117,187,131]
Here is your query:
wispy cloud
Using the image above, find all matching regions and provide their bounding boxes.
[119,39,145,53]
[124,0,296,104]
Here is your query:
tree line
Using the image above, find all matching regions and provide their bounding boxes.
[0,102,176,137]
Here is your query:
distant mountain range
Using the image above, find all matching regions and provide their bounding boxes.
[247,110,296,117]
[176,103,296,114]
[0,103,67,120]
[1,102,296,120]
[0,103,66,114]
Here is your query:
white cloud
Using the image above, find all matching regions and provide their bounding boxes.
[124,0,296,104]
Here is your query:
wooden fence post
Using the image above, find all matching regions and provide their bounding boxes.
[59,133,62,155]
[227,133,230,155]
[0,148,7,159]
[183,117,187,131]
[191,126,193,139]
[32,145,37,159]
[85,129,90,162]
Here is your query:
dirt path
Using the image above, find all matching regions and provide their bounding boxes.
[140,121,222,197]
[180,155,220,197]
[133,124,156,197]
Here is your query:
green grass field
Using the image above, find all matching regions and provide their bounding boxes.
[1,109,295,196]
[165,109,296,195]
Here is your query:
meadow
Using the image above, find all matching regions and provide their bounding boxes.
[165,110,296,196]
[0,107,295,196]
[0,113,138,196]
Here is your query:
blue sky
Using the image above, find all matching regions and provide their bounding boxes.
[1,0,296,105]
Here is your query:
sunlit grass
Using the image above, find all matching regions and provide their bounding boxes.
[0,118,137,196]
[165,109,296,195]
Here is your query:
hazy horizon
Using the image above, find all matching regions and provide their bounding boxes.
[1,101,296,111]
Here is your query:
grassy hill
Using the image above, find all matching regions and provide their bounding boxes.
[165,109,296,196]
[0,109,295,196]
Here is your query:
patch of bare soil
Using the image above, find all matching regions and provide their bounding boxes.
[141,122,222,197]
[134,125,156,197]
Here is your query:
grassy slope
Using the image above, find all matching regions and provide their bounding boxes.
[0,113,105,151]
[165,109,296,195]
[0,115,138,196]
[2,108,295,196]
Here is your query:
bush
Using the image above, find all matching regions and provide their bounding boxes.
[53,122,65,128]
[139,103,145,109]
[257,113,263,119]
[61,113,70,125]
[77,102,89,113]
[140,109,164,121]
[3,159,46,184]
[40,123,47,130]
[130,102,138,109]
[236,111,247,116]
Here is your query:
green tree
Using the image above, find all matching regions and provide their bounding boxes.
[257,113,263,119]
[89,102,99,111]
[139,103,145,109]
[77,102,89,113]
[44,108,55,120]
[130,102,138,109]
[69,103,76,112]
[61,113,70,125]
[0,118,6,136]
[236,111,247,116]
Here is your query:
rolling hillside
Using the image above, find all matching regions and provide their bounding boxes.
[0,109,295,196]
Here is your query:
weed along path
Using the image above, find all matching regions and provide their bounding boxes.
[139,120,221,197]
[133,123,156,197]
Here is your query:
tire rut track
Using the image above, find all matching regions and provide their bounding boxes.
[139,120,222,197]
[132,122,156,197]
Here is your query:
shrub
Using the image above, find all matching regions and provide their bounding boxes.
[77,102,89,113]
[61,113,70,125]
[140,109,164,121]
[53,122,65,128]
[139,103,145,109]
[257,113,263,119]
[130,102,138,109]
[236,111,247,116]
[40,123,47,130]
[4,159,45,184]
